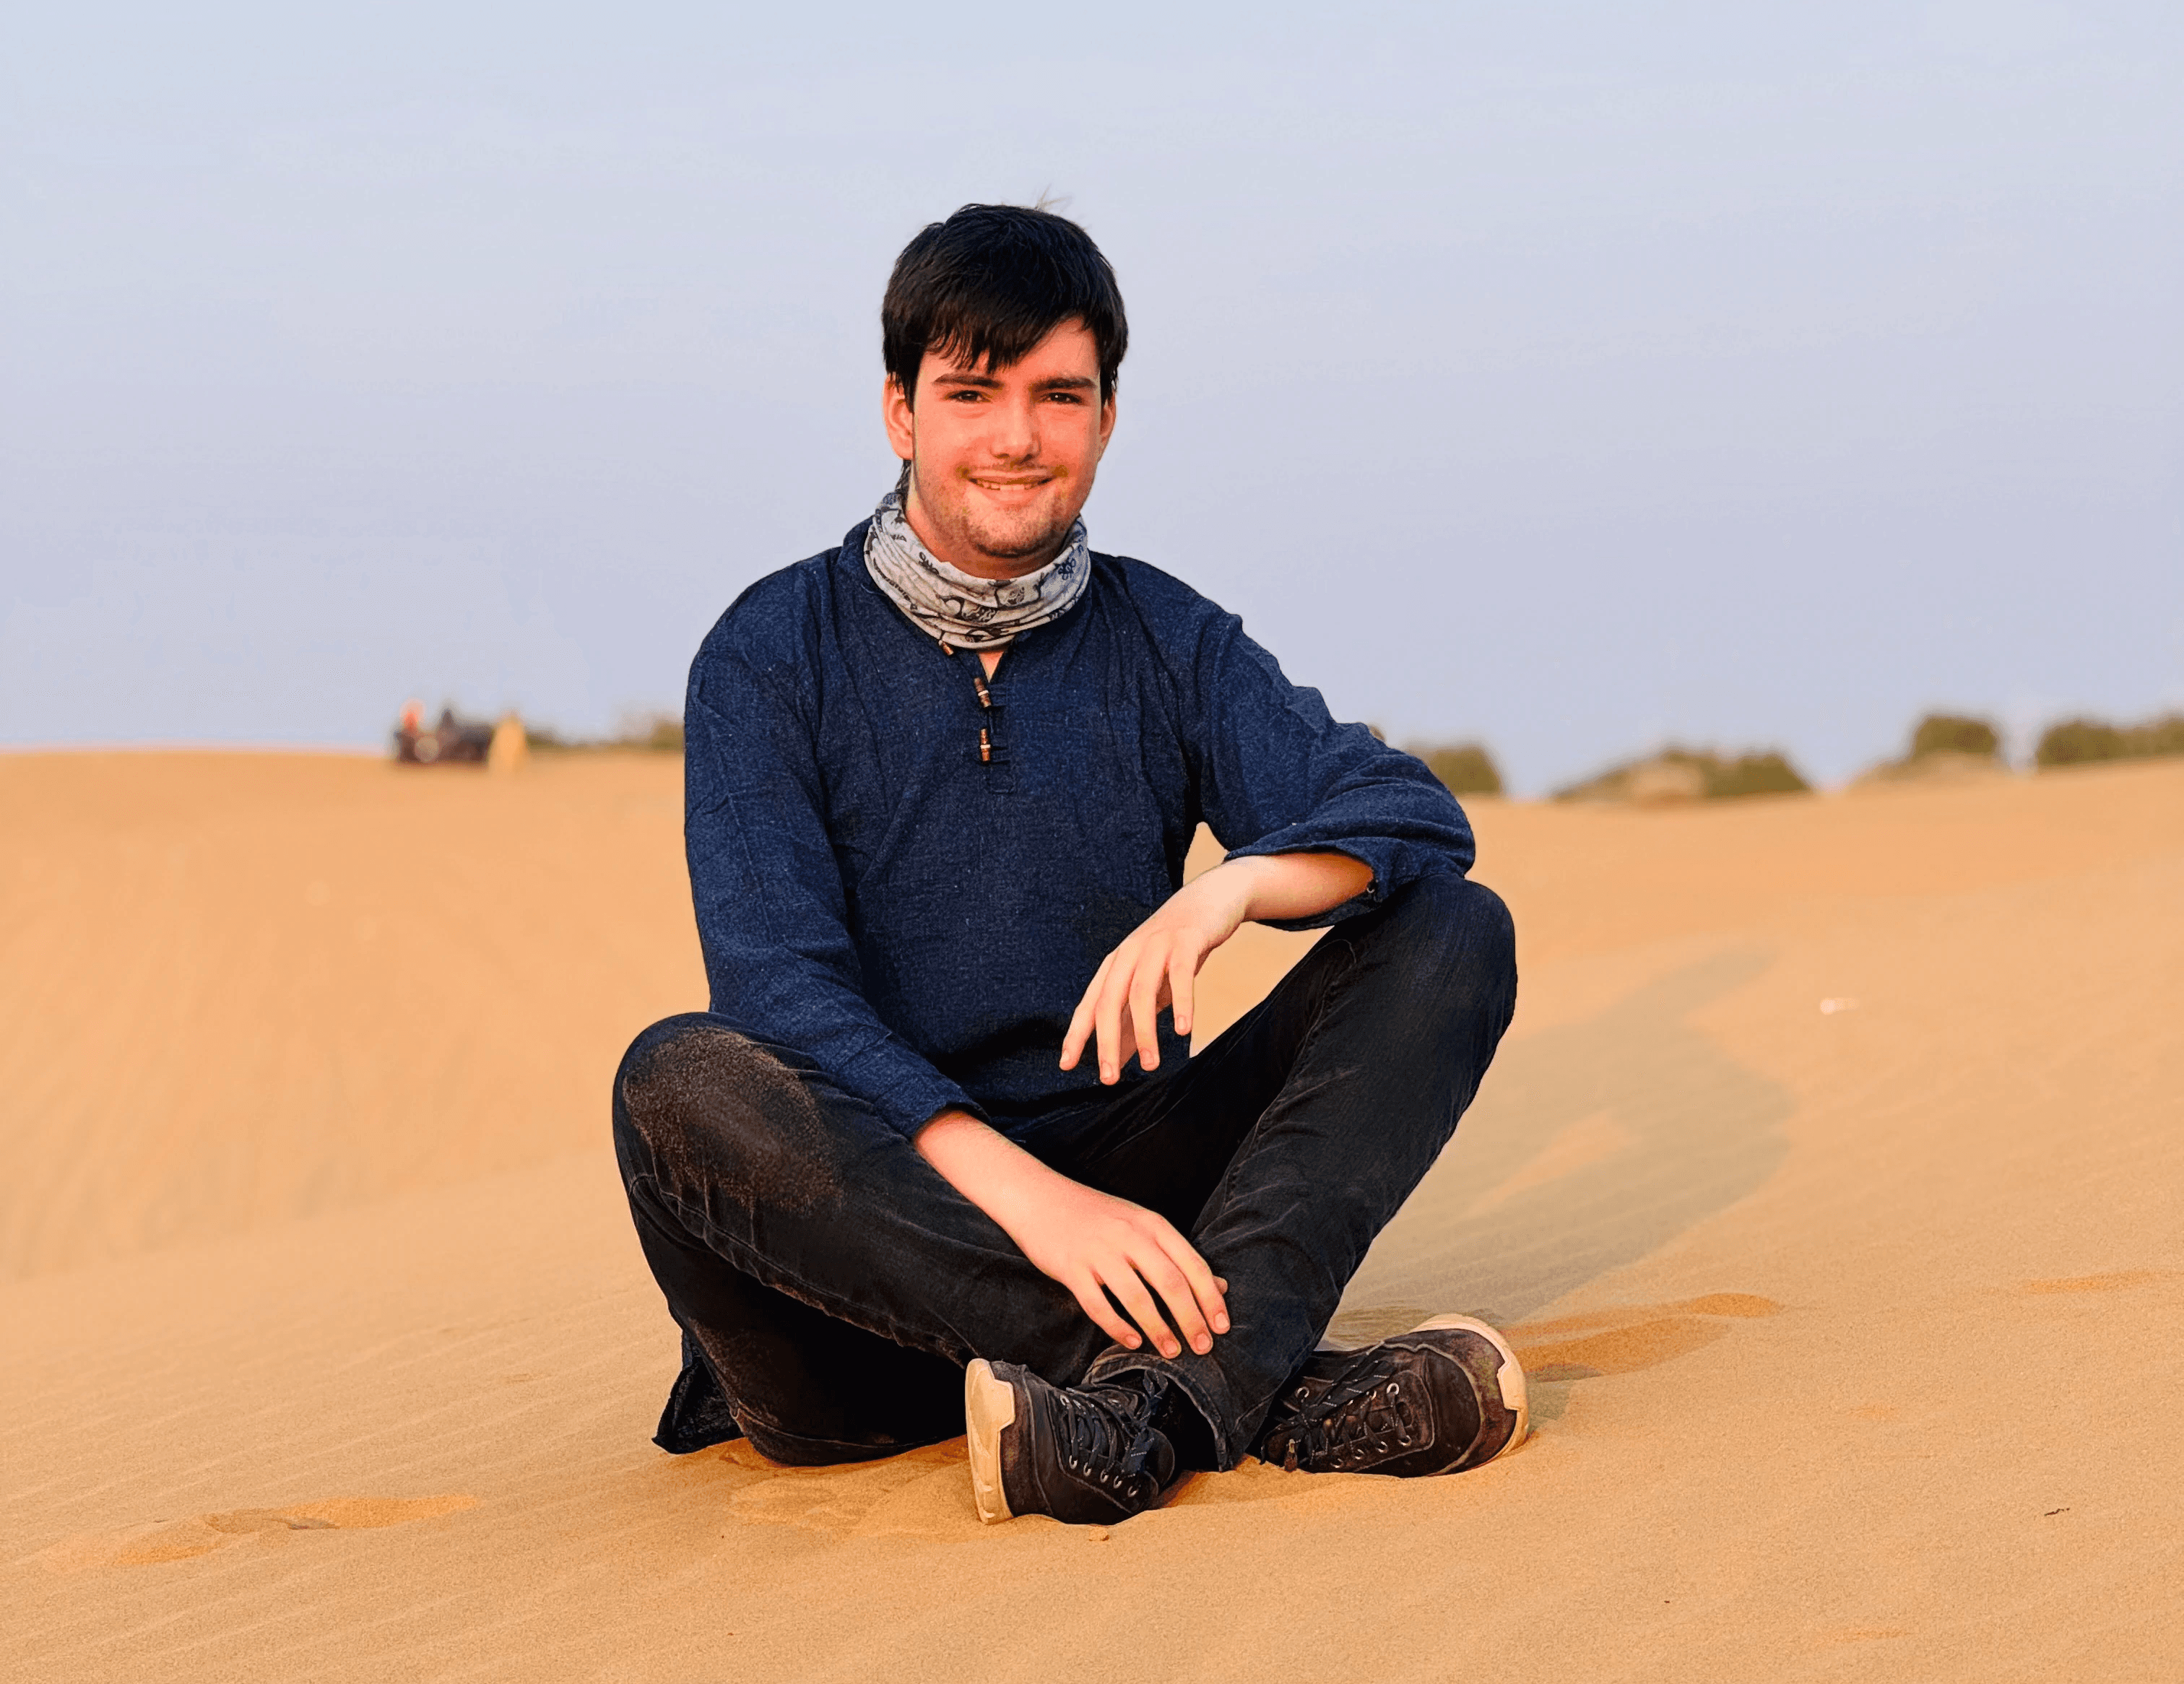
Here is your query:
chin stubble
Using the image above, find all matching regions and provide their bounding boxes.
[907,459,1086,568]
[950,489,1080,566]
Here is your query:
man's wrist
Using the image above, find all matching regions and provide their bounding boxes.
[1192,856,1264,928]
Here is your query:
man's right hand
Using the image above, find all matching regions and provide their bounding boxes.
[913,1109,1229,1360]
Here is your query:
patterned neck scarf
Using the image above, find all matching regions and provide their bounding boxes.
[862,490,1091,651]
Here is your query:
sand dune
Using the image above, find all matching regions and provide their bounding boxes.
[0,752,701,1279]
[4,751,2180,1680]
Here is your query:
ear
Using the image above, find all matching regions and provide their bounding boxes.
[883,374,916,463]
[1096,387,1118,457]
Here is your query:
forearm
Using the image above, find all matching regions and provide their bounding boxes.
[912,1108,1065,1229]
[913,1107,1228,1359]
[1207,849,1373,925]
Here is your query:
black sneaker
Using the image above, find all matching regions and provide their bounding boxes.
[1254,1314,1528,1478]
[964,1360,1184,1526]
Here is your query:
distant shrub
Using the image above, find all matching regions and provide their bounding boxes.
[2034,711,2184,769]
[637,715,685,753]
[1554,745,1810,803]
[1412,742,1504,797]
[1703,750,1809,799]
[2036,719,2126,766]
[1909,713,2000,761]
[524,711,683,753]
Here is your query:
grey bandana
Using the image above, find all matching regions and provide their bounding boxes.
[862,490,1090,651]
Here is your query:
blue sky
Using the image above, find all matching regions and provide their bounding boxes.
[4,1,2178,790]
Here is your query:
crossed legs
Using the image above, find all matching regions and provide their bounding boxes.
[614,872,1517,1468]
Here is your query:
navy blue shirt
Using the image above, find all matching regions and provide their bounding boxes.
[684,518,1476,1140]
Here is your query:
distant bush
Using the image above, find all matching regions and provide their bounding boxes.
[634,714,685,753]
[2034,711,2184,769]
[1703,750,1809,799]
[1908,713,2000,761]
[1411,742,1504,797]
[1554,745,1810,804]
[526,711,683,753]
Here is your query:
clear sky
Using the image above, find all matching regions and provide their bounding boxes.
[4,1,2178,791]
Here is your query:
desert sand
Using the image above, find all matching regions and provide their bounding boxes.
[4,749,2180,1680]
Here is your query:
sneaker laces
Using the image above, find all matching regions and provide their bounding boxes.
[1059,1383,1167,1499]
[1276,1365,1421,1472]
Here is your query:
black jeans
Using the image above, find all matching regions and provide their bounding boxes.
[612,872,1517,1470]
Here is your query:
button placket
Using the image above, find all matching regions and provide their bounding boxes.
[941,638,1016,789]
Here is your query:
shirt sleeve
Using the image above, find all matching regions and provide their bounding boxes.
[1186,609,1476,929]
[683,631,977,1139]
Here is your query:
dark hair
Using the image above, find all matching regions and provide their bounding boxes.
[882,204,1128,407]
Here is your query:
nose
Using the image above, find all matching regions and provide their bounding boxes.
[989,390,1039,462]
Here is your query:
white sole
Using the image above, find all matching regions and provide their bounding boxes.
[1414,1313,1530,1453]
[963,1360,1018,1525]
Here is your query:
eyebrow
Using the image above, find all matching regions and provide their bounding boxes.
[930,371,1098,393]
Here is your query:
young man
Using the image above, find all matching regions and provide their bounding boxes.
[612,204,1525,1526]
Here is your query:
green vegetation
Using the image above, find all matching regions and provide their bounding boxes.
[1908,713,2000,761]
[529,711,684,753]
[1702,750,1810,798]
[1856,710,2008,784]
[630,714,685,752]
[1410,742,1504,797]
[1554,745,1810,803]
[2034,711,2184,770]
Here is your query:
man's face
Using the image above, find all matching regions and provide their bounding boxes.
[883,318,1117,580]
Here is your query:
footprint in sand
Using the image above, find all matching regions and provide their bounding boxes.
[1327,1292,1781,1389]
[1509,1292,1783,1384]
[32,1495,477,1572]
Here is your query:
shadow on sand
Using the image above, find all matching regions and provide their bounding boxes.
[1329,946,1792,1342]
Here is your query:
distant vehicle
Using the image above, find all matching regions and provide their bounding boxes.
[394,701,494,765]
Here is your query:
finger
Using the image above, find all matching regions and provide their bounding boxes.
[1135,1247,1214,1355]
[1070,1277,1142,1352]
[1114,1001,1143,1079]
[1093,960,1130,1085]
[1129,942,1167,1072]
[1153,1226,1231,1339]
[1169,933,1203,1041]
[1101,1263,1181,1359]
[1063,952,1118,1069]
[1060,952,1116,1070]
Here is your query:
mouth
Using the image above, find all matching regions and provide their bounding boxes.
[967,474,1056,494]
